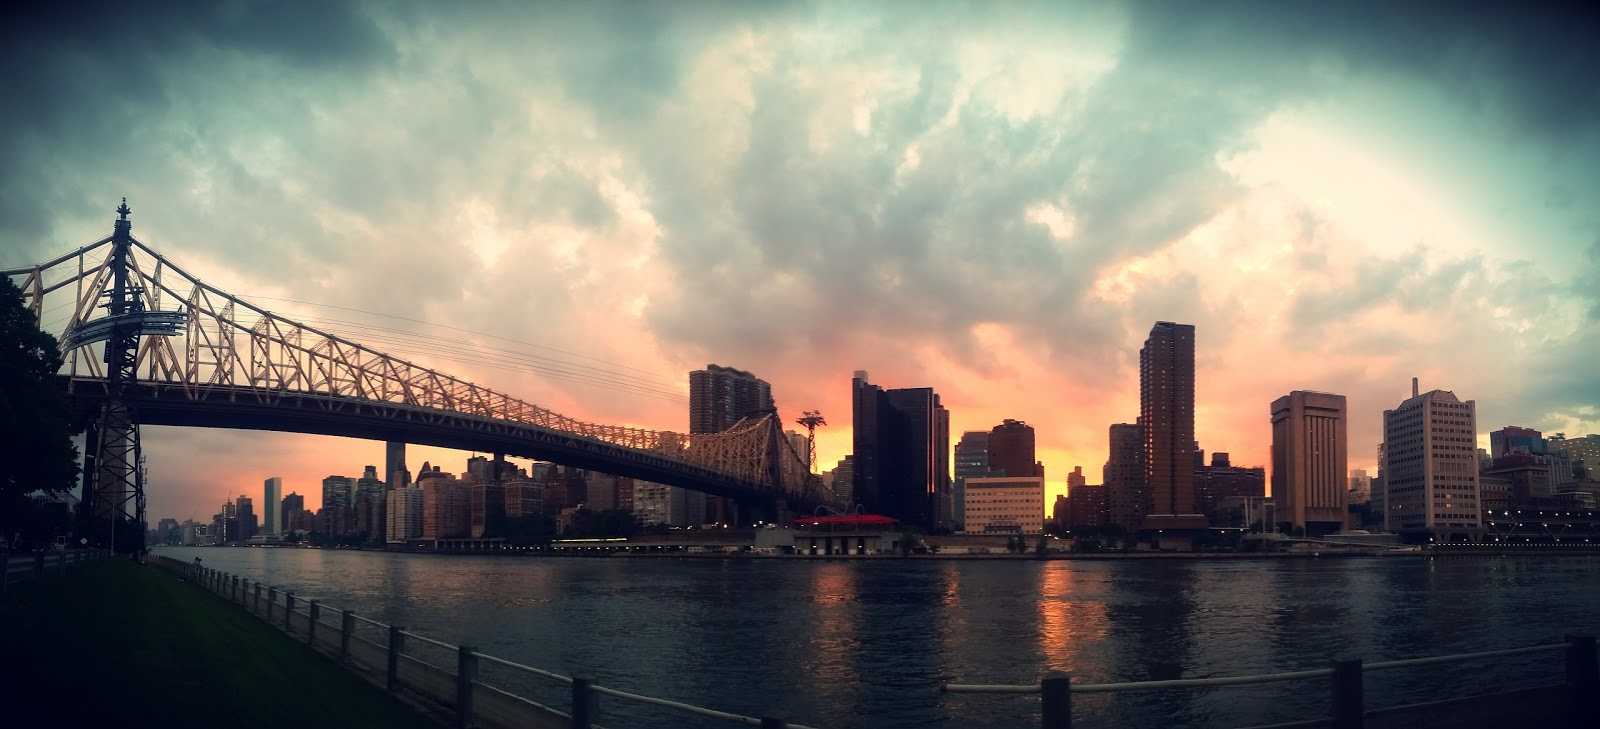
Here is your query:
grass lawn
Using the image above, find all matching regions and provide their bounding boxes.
[0,557,439,728]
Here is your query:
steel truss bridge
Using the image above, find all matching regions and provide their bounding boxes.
[5,203,839,541]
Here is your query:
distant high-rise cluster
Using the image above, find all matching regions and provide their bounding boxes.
[150,322,1600,554]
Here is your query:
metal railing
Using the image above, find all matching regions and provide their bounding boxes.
[943,636,1599,729]
[156,556,817,729]
[2,549,112,593]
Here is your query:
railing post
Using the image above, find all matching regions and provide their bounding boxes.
[267,587,277,620]
[284,592,295,630]
[308,601,320,645]
[1567,634,1598,724]
[457,645,478,729]
[1041,671,1072,729]
[1331,657,1364,729]
[254,583,262,614]
[341,611,355,663]
[570,676,595,729]
[388,625,406,691]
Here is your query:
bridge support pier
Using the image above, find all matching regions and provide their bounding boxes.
[737,497,782,527]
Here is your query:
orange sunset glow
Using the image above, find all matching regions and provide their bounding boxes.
[5,2,1597,524]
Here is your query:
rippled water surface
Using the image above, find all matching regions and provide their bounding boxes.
[158,548,1600,728]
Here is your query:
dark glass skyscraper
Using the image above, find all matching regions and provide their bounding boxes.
[851,371,950,528]
[385,441,408,490]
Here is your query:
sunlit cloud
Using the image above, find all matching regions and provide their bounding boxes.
[3,1,1596,517]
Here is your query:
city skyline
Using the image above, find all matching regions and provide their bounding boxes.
[5,3,1597,521]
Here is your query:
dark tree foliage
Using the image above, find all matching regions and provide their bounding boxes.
[0,276,81,542]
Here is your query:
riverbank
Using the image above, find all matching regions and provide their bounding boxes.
[181,544,1600,560]
[0,558,439,729]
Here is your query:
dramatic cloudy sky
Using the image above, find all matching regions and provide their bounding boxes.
[4,1,1597,521]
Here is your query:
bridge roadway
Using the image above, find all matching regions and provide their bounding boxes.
[64,376,821,516]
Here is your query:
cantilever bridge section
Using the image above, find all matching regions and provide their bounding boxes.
[6,206,840,519]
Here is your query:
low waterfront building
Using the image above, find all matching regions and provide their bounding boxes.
[791,515,902,555]
[961,476,1046,535]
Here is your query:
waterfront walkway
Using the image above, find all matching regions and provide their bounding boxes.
[0,558,438,729]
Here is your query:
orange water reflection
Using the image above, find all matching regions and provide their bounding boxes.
[936,562,967,661]
[1039,563,1108,676]
[803,563,860,687]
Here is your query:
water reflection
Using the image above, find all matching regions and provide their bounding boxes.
[159,548,1600,729]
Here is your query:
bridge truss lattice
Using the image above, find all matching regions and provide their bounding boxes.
[4,205,838,530]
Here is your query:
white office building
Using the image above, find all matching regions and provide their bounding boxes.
[960,476,1045,535]
[1381,379,1481,539]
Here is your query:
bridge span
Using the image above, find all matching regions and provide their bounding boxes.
[6,202,841,534]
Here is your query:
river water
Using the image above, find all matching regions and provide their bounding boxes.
[156,547,1600,728]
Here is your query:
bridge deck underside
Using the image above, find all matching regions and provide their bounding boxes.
[66,379,823,511]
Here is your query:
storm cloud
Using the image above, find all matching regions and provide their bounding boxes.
[3,0,1596,517]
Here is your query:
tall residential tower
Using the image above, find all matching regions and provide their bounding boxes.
[1139,322,1205,529]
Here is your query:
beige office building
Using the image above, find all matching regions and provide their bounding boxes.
[1271,391,1350,536]
[960,476,1045,535]
[1381,380,1481,539]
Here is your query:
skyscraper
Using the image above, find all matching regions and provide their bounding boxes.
[281,492,305,533]
[953,431,993,529]
[689,364,775,434]
[385,441,408,490]
[850,371,950,528]
[263,477,282,535]
[689,364,775,525]
[989,419,1044,478]
[1139,321,1204,529]
[1381,379,1481,539]
[236,495,257,541]
[321,475,353,510]
[1270,391,1350,536]
[1106,423,1146,531]
[886,386,951,528]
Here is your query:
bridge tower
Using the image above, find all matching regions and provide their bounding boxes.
[72,200,184,552]
[84,199,147,550]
